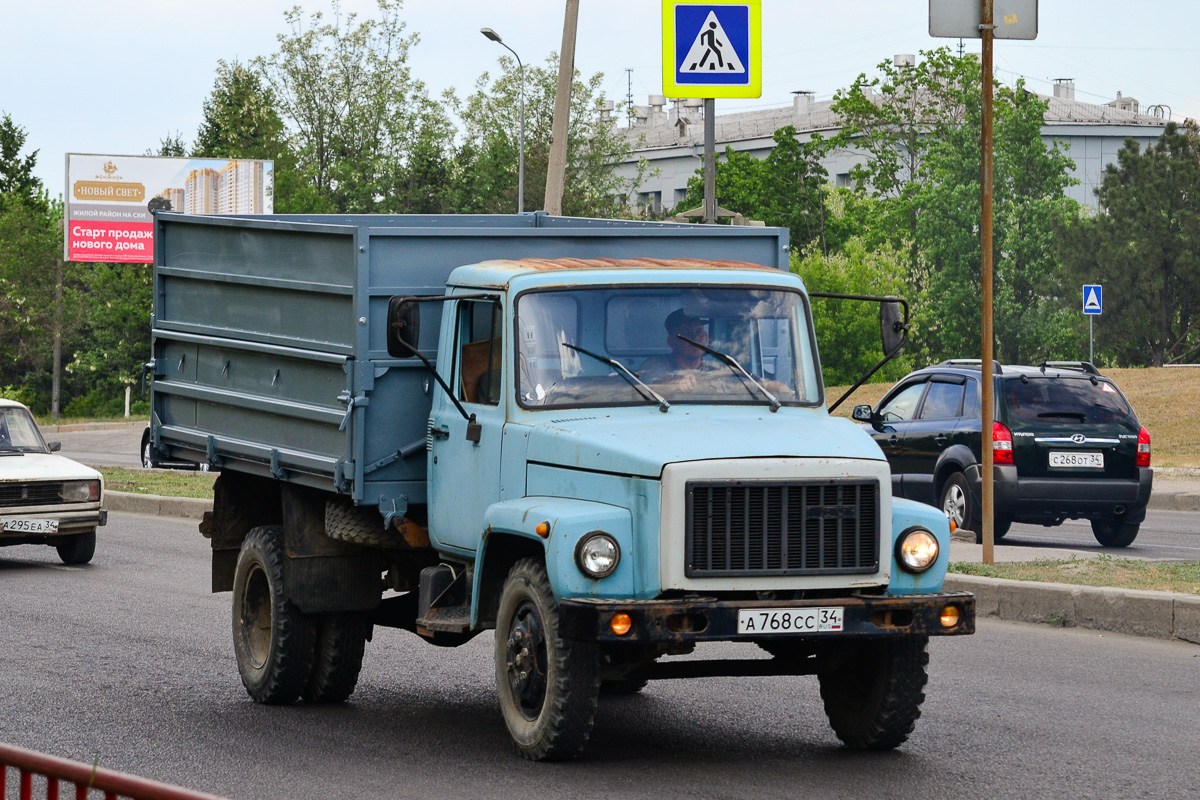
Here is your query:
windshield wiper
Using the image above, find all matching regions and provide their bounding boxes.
[562,343,670,413]
[677,335,782,412]
[1037,411,1087,420]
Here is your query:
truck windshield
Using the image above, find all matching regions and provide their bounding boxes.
[0,407,50,454]
[516,286,821,410]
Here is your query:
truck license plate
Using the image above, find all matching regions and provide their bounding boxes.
[737,606,843,635]
[2,518,59,534]
[1049,451,1103,469]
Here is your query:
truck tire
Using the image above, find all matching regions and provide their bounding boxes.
[495,558,601,761]
[56,530,96,565]
[232,525,315,705]
[818,636,929,750]
[325,500,399,548]
[302,613,368,703]
[1091,519,1140,548]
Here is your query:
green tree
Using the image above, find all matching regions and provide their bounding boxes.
[1061,121,1200,366]
[915,80,1080,364]
[254,0,428,213]
[680,127,827,250]
[461,53,643,217]
[146,132,188,157]
[0,112,44,209]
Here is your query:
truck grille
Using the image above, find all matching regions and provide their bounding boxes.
[685,480,879,577]
[0,482,65,508]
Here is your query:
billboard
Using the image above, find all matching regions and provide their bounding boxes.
[64,154,274,263]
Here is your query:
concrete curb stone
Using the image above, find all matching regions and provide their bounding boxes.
[945,574,1200,645]
[41,420,145,434]
[104,490,211,520]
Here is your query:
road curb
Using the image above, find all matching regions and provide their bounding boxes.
[104,490,211,520]
[1148,490,1200,512]
[41,420,145,434]
[945,573,1200,645]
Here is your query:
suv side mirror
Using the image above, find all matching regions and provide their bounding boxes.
[880,300,905,357]
[387,296,421,356]
[851,404,874,423]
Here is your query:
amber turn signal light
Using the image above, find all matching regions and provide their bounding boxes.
[610,613,633,636]
[535,521,550,538]
[940,605,960,628]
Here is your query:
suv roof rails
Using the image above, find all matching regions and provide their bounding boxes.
[936,359,1003,375]
[1038,360,1100,376]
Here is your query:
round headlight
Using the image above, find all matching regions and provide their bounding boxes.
[575,532,620,579]
[895,527,939,573]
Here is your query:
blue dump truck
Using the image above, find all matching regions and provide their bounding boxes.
[148,212,974,761]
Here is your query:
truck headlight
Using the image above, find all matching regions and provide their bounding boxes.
[575,532,620,579]
[61,480,100,503]
[895,527,939,574]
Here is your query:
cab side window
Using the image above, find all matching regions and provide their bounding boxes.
[919,380,965,419]
[878,381,926,422]
[454,300,503,405]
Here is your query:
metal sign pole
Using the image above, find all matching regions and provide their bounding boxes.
[980,0,996,565]
[704,98,716,223]
[1090,315,1094,363]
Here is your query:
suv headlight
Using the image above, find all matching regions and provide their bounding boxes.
[575,532,620,579]
[895,527,939,573]
[62,480,100,503]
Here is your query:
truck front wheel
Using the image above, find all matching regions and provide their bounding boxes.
[494,558,601,761]
[818,636,929,750]
[232,525,315,705]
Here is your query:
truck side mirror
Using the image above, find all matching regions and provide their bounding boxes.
[387,296,421,356]
[851,405,874,423]
[880,300,905,357]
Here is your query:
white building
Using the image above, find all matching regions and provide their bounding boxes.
[614,70,1170,216]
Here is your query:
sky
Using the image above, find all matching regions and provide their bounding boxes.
[3,0,1199,197]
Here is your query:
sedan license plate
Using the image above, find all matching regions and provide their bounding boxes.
[2,517,59,534]
[1048,451,1103,469]
[737,606,843,635]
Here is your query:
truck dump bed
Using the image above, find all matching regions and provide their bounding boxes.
[150,212,789,507]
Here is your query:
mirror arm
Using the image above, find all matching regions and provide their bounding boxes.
[808,292,911,413]
[393,338,476,426]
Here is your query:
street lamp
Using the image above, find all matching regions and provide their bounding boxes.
[481,27,525,214]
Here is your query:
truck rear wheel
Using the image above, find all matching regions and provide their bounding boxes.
[232,525,315,705]
[818,636,929,750]
[494,558,600,761]
[303,613,368,703]
[56,530,96,565]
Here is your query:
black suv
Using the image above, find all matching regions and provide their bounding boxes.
[853,361,1153,547]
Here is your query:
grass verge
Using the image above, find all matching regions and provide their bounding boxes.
[98,466,216,499]
[950,556,1200,595]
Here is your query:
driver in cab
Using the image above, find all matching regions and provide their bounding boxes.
[637,309,717,391]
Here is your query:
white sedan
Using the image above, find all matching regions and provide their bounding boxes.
[0,398,106,564]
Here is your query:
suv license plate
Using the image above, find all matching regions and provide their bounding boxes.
[2,518,59,534]
[1049,451,1104,469]
[737,607,844,635]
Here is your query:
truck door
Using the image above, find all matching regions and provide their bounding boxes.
[427,298,505,554]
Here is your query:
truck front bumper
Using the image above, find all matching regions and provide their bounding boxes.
[559,591,975,644]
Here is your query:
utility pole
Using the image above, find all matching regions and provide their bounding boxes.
[980,0,996,565]
[545,0,580,216]
[52,220,63,419]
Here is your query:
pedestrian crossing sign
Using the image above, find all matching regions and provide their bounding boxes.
[662,0,761,99]
[1083,284,1103,315]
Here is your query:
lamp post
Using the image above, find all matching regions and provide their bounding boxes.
[481,27,525,214]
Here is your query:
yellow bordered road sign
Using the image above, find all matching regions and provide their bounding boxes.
[662,0,762,99]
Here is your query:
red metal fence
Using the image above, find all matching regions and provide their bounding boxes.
[0,743,230,800]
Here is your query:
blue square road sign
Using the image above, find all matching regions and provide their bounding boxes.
[1083,284,1102,315]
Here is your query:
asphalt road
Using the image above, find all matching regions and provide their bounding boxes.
[2,512,1198,800]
